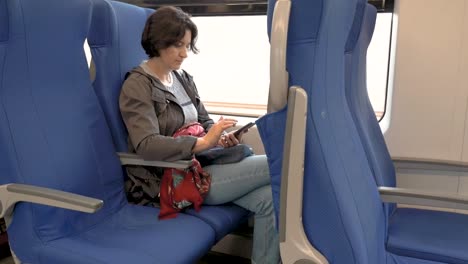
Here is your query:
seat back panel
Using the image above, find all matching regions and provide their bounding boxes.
[345,4,397,217]
[1,0,126,246]
[258,1,387,263]
[88,0,151,152]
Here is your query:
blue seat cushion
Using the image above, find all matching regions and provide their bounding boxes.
[388,208,468,264]
[185,204,250,241]
[39,204,215,264]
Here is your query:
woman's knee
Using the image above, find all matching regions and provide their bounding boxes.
[234,185,274,216]
[204,155,269,183]
[203,155,271,205]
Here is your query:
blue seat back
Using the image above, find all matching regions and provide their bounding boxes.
[261,0,328,229]
[88,0,153,152]
[345,4,397,217]
[0,0,126,254]
[258,0,387,263]
[0,0,16,186]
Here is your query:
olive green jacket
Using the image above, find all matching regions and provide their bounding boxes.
[120,67,214,162]
[119,67,214,204]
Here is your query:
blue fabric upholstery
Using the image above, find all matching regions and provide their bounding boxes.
[262,0,324,229]
[260,0,468,263]
[388,208,468,264]
[344,2,397,218]
[258,1,389,263]
[88,0,249,242]
[345,4,468,264]
[1,0,215,263]
[0,0,7,43]
[185,204,249,241]
[0,0,12,186]
[88,0,149,152]
[32,205,214,264]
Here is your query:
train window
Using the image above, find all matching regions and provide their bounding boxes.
[183,13,393,119]
[83,39,96,82]
[112,1,394,119]
[182,16,269,117]
[84,39,92,68]
[367,12,392,120]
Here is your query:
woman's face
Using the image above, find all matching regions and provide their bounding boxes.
[159,30,192,71]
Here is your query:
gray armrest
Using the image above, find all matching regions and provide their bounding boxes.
[117,152,192,169]
[379,186,468,210]
[392,157,468,172]
[0,183,103,224]
[279,87,328,264]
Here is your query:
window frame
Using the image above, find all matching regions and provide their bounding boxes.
[116,0,394,16]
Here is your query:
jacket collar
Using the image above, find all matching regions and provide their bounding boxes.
[129,66,198,105]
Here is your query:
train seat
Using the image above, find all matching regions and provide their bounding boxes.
[88,0,249,242]
[0,0,216,263]
[258,0,468,263]
[345,3,468,264]
[258,0,380,262]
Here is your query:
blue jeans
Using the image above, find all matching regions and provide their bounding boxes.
[203,155,280,264]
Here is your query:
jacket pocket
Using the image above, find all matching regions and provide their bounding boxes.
[151,89,168,115]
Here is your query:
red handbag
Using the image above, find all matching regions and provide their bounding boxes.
[173,122,206,137]
[159,123,211,219]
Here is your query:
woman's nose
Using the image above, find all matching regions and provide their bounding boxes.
[180,47,189,58]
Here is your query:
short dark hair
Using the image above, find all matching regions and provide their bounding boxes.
[141,6,199,58]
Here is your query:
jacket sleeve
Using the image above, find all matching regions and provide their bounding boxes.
[119,76,197,161]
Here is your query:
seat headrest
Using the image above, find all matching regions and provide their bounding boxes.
[345,2,366,53]
[268,0,324,42]
[289,0,323,42]
[88,0,112,46]
[0,0,8,42]
[87,0,153,152]
[88,1,153,48]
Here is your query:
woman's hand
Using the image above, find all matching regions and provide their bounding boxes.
[218,131,241,148]
[193,116,237,153]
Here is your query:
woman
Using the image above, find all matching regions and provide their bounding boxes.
[119,6,280,264]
